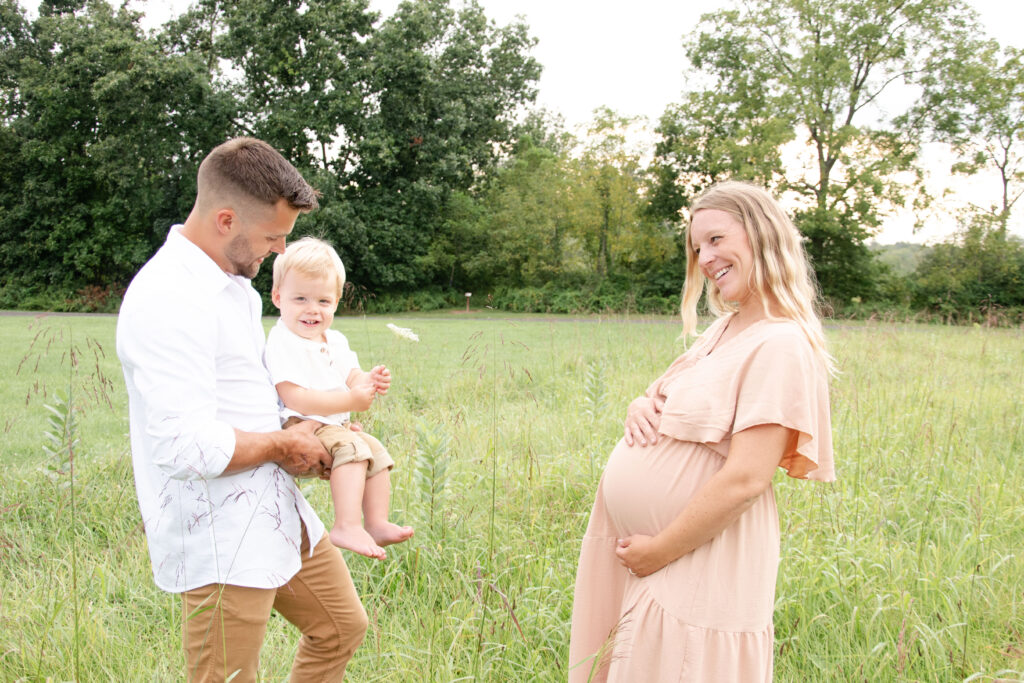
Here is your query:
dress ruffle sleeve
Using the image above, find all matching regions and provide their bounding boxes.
[733,328,834,480]
[657,320,834,482]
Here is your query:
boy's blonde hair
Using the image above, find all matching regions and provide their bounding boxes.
[681,181,835,375]
[272,236,346,299]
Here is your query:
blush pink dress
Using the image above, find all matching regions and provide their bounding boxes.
[568,317,834,682]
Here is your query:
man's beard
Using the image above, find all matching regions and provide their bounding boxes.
[225,232,264,279]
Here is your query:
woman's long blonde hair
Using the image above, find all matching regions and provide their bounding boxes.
[680,181,835,374]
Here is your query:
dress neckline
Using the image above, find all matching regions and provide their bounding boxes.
[699,314,769,359]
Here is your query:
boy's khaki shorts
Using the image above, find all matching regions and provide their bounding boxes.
[284,416,395,478]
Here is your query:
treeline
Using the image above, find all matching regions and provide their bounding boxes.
[1,0,1022,323]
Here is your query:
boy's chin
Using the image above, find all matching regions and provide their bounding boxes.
[294,322,326,339]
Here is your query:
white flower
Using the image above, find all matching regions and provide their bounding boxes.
[386,323,420,342]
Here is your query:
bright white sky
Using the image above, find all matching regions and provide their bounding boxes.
[21,0,1024,243]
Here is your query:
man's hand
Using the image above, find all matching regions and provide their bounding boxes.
[276,420,332,479]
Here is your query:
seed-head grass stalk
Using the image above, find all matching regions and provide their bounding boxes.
[474,323,501,680]
[43,387,81,681]
[22,321,119,682]
[581,360,608,480]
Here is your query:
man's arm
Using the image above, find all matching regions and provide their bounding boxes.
[119,293,321,480]
[226,419,331,477]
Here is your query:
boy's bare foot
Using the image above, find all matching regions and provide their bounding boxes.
[366,522,415,547]
[329,524,386,560]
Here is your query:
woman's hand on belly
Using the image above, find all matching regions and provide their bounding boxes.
[614,534,670,577]
[615,424,794,578]
[623,396,664,447]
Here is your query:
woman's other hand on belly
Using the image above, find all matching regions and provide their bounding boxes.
[624,396,664,447]
[614,534,671,577]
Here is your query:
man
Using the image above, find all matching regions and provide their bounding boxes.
[116,137,368,681]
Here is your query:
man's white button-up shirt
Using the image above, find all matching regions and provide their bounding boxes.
[116,226,325,593]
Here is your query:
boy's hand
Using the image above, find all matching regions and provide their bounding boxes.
[369,365,391,395]
[349,379,376,413]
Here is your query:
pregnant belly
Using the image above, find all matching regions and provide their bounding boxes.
[600,436,725,538]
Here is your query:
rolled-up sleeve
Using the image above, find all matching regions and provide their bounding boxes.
[119,293,235,480]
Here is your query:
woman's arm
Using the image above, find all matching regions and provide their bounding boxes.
[276,380,376,417]
[614,423,793,576]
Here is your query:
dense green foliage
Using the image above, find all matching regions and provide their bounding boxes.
[913,222,1024,318]
[1,314,1023,680]
[0,0,542,305]
[650,0,977,300]
[1,0,1022,321]
[0,0,233,304]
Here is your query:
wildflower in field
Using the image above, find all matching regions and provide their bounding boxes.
[387,323,420,342]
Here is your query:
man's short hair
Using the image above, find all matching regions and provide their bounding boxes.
[198,137,320,212]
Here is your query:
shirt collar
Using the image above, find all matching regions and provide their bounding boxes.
[165,225,244,293]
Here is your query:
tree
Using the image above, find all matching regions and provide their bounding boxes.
[656,0,978,299]
[157,0,541,295]
[0,0,233,299]
[463,133,575,288]
[566,109,673,282]
[912,41,1024,238]
[648,14,793,223]
[214,0,376,171]
[339,0,541,290]
[913,218,1024,314]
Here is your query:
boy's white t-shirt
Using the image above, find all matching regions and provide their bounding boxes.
[264,319,360,426]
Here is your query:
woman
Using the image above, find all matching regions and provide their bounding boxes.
[568,181,835,682]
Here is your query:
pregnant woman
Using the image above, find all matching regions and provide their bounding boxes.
[569,181,835,682]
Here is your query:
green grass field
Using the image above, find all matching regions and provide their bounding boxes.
[0,312,1022,682]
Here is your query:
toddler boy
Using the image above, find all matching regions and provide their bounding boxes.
[264,237,413,559]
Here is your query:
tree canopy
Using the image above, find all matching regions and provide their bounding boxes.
[651,0,980,299]
[0,0,1020,320]
[0,0,233,298]
[912,40,1024,237]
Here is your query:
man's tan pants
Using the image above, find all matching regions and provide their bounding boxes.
[181,527,368,682]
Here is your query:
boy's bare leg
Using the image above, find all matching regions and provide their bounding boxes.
[363,469,414,547]
[329,461,386,560]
